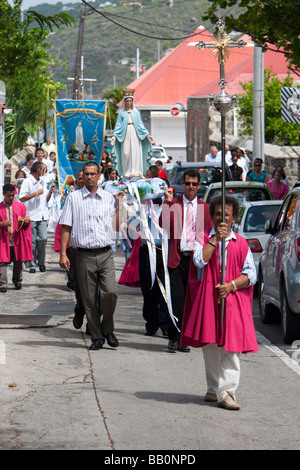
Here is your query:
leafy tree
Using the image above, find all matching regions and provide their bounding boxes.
[0,0,75,156]
[238,68,300,146]
[203,0,300,71]
[4,92,38,157]
[102,86,123,130]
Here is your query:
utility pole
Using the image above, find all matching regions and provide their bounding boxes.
[136,48,140,79]
[73,2,86,99]
[68,56,97,99]
[253,45,265,162]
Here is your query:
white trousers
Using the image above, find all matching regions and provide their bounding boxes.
[202,343,241,402]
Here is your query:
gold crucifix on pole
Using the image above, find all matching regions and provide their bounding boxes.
[196,19,246,91]
[192,19,246,329]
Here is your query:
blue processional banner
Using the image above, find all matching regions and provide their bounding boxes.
[54,99,107,188]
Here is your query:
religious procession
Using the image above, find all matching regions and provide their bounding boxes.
[1,86,259,415]
[1,0,300,452]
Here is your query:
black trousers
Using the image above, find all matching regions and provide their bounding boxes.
[139,244,169,333]
[68,247,85,317]
[168,254,192,341]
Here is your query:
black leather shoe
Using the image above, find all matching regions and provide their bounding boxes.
[29,267,36,273]
[178,346,190,353]
[0,287,7,293]
[145,329,157,336]
[105,332,119,348]
[89,339,104,350]
[39,266,46,272]
[168,339,178,352]
[14,283,22,290]
[73,313,84,329]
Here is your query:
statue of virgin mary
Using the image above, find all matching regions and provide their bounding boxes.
[110,88,154,178]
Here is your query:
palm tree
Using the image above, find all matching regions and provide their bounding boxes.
[102,87,123,130]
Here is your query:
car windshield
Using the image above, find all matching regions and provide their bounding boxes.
[206,187,271,204]
[243,205,281,232]
[150,149,164,159]
[172,167,225,185]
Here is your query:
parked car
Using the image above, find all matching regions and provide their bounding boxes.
[258,184,300,343]
[232,200,283,275]
[148,145,172,165]
[202,181,273,204]
[169,161,232,199]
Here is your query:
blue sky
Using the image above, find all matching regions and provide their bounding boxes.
[20,0,80,9]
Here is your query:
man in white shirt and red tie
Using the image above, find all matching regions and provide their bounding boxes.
[59,162,124,351]
[161,169,213,352]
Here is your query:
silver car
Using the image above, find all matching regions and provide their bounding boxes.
[232,200,283,275]
[258,184,300,343]
[202,181,273,204]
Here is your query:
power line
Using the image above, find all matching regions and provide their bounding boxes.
[82,0,213,41]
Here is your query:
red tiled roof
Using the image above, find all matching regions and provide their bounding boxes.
[191,39,300,97]
[128,29,298,106]
[128,27,253,107]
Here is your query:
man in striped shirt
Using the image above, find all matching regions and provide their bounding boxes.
[59,162,124,351]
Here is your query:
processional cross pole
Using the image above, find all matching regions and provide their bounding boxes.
[192,19,246,328]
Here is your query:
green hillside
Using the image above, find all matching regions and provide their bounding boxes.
[29,0,213,99]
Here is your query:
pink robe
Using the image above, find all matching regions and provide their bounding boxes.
[180,232,258,353]
[0,200,32,263]
[54,218,70,253]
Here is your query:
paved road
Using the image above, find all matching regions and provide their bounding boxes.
[0,235,300,451]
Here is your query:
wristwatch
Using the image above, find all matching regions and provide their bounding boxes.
[231,280,237,292]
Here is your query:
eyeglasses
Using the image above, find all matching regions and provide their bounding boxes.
[254,164,262,167]
[83,172,98,177]
[184,182,198,187]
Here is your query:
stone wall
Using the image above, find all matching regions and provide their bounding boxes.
[187,96,300,187]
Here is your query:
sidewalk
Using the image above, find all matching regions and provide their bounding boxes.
[0,235,300,450]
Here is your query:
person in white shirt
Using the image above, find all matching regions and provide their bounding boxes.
[217,144,232,164]
[23,154,34,177]
[205,145,220,163]
[237,148,250,181]
[59,162,125,351]
[34,148,54,175]
[42,137,56,158]
[19,162,55,273]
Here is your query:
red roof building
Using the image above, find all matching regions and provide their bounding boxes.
[125,27,299,161]
[129,27,254,109]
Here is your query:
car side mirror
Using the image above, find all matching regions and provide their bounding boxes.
[265,219,275,234]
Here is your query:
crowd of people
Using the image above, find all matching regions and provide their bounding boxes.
[205,143,289,200]
[0,119,292,412]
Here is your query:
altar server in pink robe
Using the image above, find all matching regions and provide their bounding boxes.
[0,184,32,292]
[180,195,258,410]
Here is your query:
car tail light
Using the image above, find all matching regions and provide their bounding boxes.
[167,159,170,163]
[247,238,263,253]
[295,236,300,262]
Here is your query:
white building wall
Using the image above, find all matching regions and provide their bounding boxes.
[150,111,187,161]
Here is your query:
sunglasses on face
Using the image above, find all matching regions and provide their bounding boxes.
[184,182,198,187]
